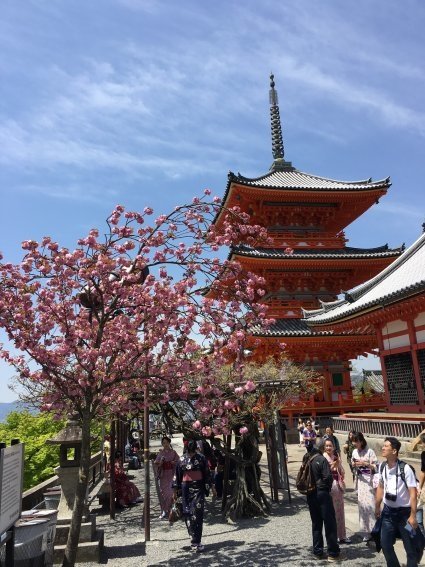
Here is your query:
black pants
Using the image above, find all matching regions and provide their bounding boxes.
[307,489,340,557]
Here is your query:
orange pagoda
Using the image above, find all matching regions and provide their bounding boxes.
[215,75,404,420]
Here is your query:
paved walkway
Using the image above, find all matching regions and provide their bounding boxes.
[81,437,421,566]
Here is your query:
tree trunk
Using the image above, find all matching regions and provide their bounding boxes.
[224,432,270,520]
[62,412,92,567]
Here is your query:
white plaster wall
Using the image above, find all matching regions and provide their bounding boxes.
[382,319,408,335]
[383,333,410,350]
[414,311,425,327]
[416,330,425,344]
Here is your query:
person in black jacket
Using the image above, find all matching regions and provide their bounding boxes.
[305,445,341,561]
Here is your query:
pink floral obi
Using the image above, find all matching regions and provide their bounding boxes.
[182,470,203,482]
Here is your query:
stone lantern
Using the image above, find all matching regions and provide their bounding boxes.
[46,416,87,524]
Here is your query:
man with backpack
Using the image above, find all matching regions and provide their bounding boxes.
[375,436,422,566]
[301,445,341,561]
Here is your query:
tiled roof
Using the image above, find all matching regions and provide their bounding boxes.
[251,318,335,337]
[231,244,404,260]
[304,232,425,325]
[226,168,390,193]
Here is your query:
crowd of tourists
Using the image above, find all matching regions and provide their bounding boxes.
[298,420,425,566]
[107,422,425,564]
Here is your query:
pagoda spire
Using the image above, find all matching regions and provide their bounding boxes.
[269,74,292,171]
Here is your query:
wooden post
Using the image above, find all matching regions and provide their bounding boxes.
[267,424,279,502]
[110,419,116,519]
[279,418,291,504]
[221,433,232,513]
[143,383,150,541]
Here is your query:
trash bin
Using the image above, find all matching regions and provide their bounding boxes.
[0,519,49,567]
[21,510,58,567]
[43,487,61,510]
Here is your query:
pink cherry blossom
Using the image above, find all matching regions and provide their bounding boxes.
[239,426,249,435]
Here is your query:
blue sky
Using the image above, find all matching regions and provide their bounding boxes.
[1,0,424,401]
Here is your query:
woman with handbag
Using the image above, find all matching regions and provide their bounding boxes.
[322,438,351,544]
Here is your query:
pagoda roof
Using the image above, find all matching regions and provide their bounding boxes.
[250,318,364,338]
[225,167,390,198]
[304,232,425,325]
[231,244,404,261]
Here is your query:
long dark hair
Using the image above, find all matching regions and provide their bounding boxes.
[352,431,367,449]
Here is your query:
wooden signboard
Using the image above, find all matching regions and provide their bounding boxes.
[0,443,24,535]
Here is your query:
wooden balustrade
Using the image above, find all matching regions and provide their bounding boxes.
[22,451,103,511]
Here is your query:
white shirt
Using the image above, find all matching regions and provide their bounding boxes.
[379,460,416,508]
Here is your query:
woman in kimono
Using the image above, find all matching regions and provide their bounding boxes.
[114,451,142,507]
[351,431,378,542]
[173,439,211,552]
[322,438,351,544]
[154,436,179,519]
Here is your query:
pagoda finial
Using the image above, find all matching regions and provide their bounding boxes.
[269,73,284,161]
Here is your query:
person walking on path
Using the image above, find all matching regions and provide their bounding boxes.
[322,438,351,544]
[343,430,356,480]
[351,431,378,542]
[154,436,179,519]
[375,436,419,567]
[304,445,341,561]
[173,439,211,553]
[298,418,305,447]
[303,420,317,451]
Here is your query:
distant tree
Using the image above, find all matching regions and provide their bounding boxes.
[0,411,63,490]
[0,192,269,566]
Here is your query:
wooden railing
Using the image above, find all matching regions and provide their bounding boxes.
[332,417,425,441]
[22,451,103,511]
[285,392,386,413]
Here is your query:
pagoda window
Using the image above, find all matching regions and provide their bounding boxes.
[332,373,344,386]
[418,350,425,393]
[384,352,418,405]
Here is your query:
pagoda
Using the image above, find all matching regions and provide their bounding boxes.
[215,75,404,420]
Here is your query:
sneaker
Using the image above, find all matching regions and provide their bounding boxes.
[339,538,352,544]
[362,536,372,543]
[327,554,343,563]
[196,544,205,553]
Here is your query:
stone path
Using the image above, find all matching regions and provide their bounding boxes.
[80,438,420,566]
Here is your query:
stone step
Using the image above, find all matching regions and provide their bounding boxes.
[53,530,104,564]
[55,518,96,545]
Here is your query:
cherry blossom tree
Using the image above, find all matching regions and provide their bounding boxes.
[154,356,322,519]
[0,192,270,566]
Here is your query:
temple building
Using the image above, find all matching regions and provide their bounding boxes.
[214,75,404,420]
[305,231,425,413]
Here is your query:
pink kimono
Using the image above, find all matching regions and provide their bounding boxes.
[154,448,179,515]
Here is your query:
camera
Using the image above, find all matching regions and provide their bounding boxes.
[385,492,397,502]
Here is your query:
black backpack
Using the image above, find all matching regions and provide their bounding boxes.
[296,454,318,495]
[379,460,418,489]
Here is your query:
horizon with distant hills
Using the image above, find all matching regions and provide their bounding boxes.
[0,400,25,422]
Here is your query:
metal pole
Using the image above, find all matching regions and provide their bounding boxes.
[143,382,150,541]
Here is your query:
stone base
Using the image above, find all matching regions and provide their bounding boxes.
[53,514,103,564]
[53,530,104,564]
[55,518,96,545]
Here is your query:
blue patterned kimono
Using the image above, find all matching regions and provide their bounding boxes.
[173,452,211,545]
